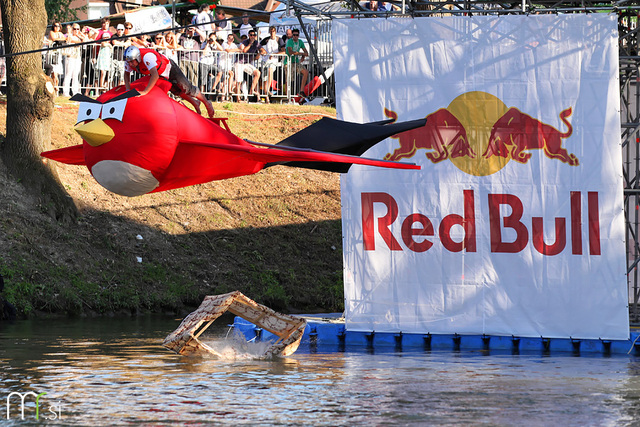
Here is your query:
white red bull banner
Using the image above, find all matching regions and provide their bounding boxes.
[334,15,630,340]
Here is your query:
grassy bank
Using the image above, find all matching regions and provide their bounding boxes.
[0,98,344,317]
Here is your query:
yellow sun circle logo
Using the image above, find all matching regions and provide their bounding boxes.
[446,91,510,176]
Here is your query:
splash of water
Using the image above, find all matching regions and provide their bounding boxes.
[202,327,277,360]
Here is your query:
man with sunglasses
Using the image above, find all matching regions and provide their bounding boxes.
[124,22,147,48]
[235,30,266,101]
[284,29,308,98]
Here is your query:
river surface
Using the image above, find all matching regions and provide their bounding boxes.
[1,316,639,426]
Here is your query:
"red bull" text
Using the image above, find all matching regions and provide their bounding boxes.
[362,190,600,255]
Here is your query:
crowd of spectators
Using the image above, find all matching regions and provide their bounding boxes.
[41,10,312,103]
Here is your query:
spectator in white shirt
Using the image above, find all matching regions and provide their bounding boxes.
[260,26,285,102]
[214,9,233,41]
[220,32,239,100]
[194,4,214,42]
[238,13,255,38]
[200,32,224,96]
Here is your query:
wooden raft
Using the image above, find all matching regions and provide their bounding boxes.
[163,291,307,359]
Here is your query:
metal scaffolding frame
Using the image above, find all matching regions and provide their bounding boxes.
[288,0,640,324]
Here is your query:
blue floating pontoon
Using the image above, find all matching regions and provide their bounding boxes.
[233,315,640,356]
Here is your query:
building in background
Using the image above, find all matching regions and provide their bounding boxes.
[65,0,280,22]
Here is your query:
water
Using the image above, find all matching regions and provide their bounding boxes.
[1,316,639,426]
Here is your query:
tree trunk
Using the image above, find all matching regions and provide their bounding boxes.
[0,0,78,223]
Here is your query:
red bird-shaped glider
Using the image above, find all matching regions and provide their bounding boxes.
[41,77,424,197]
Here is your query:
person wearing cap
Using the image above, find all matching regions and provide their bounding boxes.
[114,23,127,39]
[123,45,215,118]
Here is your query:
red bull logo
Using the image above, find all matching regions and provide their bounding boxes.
[363,92,596,256]
[483,107,577,166]
[383,108,475,164]
[384,91,579,175]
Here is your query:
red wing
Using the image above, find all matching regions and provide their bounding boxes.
[41,145,86,165]
[181,140,420,171]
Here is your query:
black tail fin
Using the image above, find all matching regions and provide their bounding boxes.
[266,117,426,173]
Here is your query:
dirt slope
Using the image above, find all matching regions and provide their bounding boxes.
[0,98,345,317]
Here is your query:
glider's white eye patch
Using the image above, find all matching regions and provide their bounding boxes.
[101,98,128,122]
[77,102,102,124]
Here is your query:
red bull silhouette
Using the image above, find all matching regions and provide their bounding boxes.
[383,108,474,163]
[482,107,578,166]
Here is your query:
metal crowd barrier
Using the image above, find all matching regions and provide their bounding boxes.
[42,44,333,103]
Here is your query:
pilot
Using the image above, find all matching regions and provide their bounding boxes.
[123,45,215,118]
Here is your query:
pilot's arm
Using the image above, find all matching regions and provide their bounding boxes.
[137,67,160,96]
[124,70,131,91]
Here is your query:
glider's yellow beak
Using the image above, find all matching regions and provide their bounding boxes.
[75,118,114,147]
